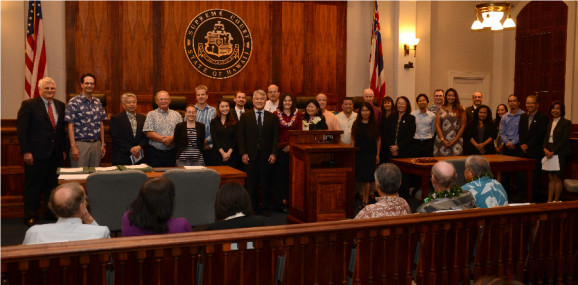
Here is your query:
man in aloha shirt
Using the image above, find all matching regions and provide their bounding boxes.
[461,155,508,208]
[355,163,411,219]
[417,161,477,213]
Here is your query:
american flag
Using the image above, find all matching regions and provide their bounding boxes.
[369,1,385,105]
[25,0,47,99]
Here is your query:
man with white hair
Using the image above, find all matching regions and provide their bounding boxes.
[110,93,148,165]
[17,77,67,226]
[462,155,508,208]
[143,90,183,166]
[362,88,382,121]
[417,161,476,213]
[23,182,110,245]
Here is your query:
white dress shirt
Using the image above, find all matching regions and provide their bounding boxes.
[336,111,357,144]
[264,100,279,113]
[23,217,110,245]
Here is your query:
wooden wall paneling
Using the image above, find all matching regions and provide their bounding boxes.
[280,2,305,96]
[311,3,338,96]
[335,2,347,112]
[271,2,282,87]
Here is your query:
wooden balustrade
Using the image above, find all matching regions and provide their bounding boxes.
[2,201,578,285]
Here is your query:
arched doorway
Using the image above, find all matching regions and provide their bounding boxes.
[514,1,567,113]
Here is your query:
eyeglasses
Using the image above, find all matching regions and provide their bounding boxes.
[508,99,518,102]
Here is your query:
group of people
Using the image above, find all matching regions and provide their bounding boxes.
[17,74,572,228]
[355,155,508,219]
[23,179,262,244]
[343,88,572,206]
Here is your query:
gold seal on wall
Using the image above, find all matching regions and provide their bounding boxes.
[184,9,252,79]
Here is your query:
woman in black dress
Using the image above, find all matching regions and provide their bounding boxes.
[351,102,380,206]
[210,100,238,167]
[464,105,496,155]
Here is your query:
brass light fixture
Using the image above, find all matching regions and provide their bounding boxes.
[471,2,516,31]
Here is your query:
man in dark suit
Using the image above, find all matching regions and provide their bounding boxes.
[17,77,67,226]
[232,91,248,122]
[237,89,279,216]
[518,94,548,201]
[465,91,483,124]
[110,93,148,165]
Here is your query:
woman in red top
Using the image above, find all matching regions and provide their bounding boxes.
[273,93,302,212]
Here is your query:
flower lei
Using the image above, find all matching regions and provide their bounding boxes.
[424,185,463,203]
[302,116,321,130]
[277,110,298,127]
[473,172,493,181]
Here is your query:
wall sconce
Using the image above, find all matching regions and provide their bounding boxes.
[403,38,420,57]
[404,62,414,69]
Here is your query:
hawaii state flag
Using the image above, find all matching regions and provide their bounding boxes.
[369,1,385,105]
[25,0,47,99]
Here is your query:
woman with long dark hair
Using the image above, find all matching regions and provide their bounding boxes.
[122,177,192,236]
[433,88,467,156]
[273,93,301,212]
[302,100,328,130]
[351,102,380,206]
[380,96,395,124]
[210,100,238,167]
[464,105,496,155]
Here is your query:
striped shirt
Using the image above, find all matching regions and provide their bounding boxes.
[177,127,204,165]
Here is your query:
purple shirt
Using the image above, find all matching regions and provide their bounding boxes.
[121,211,192,237]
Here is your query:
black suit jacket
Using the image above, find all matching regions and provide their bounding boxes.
[232,107,249,122]
[464,121,497,155]
[237,109,279,160]
[543,117,572,158]
[383,113,416,158]
[518,111,548,159]
[110,112,148,165]
[174,121,206,158]
[465,106,476,125]
[17,97,67,160]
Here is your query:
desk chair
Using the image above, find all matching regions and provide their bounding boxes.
[162,169,220,226]
[85,171,148,234]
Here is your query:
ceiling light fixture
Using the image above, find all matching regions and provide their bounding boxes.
[471,2,516,31]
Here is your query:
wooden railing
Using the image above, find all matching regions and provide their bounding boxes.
[2,201,577,285]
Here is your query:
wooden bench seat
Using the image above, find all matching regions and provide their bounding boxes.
[2,201,577,284]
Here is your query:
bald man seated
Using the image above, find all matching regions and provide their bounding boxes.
[23,182,110,245]
[416,161,477,213]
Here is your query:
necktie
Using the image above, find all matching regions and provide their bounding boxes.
[47,102,56,129]
[257,111,263,135]
[128,113,137,137]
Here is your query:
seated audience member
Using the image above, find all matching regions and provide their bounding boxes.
[205,183,265,230]
[210,100,238,167]
[23,182,110,245]
[355,163,411,219]
[174,105,205,166]
[302,100,328,130]
[464,105,496,155]
[337,97,357,144]
[411,93,436,157]
[417,161,476,213]
[122,177,192,236]
[110,92,148,165]
[462,155,508,208]
[316,93,340,130]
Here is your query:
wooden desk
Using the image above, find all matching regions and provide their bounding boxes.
[390,154,536,202]
[58,166,246,187]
